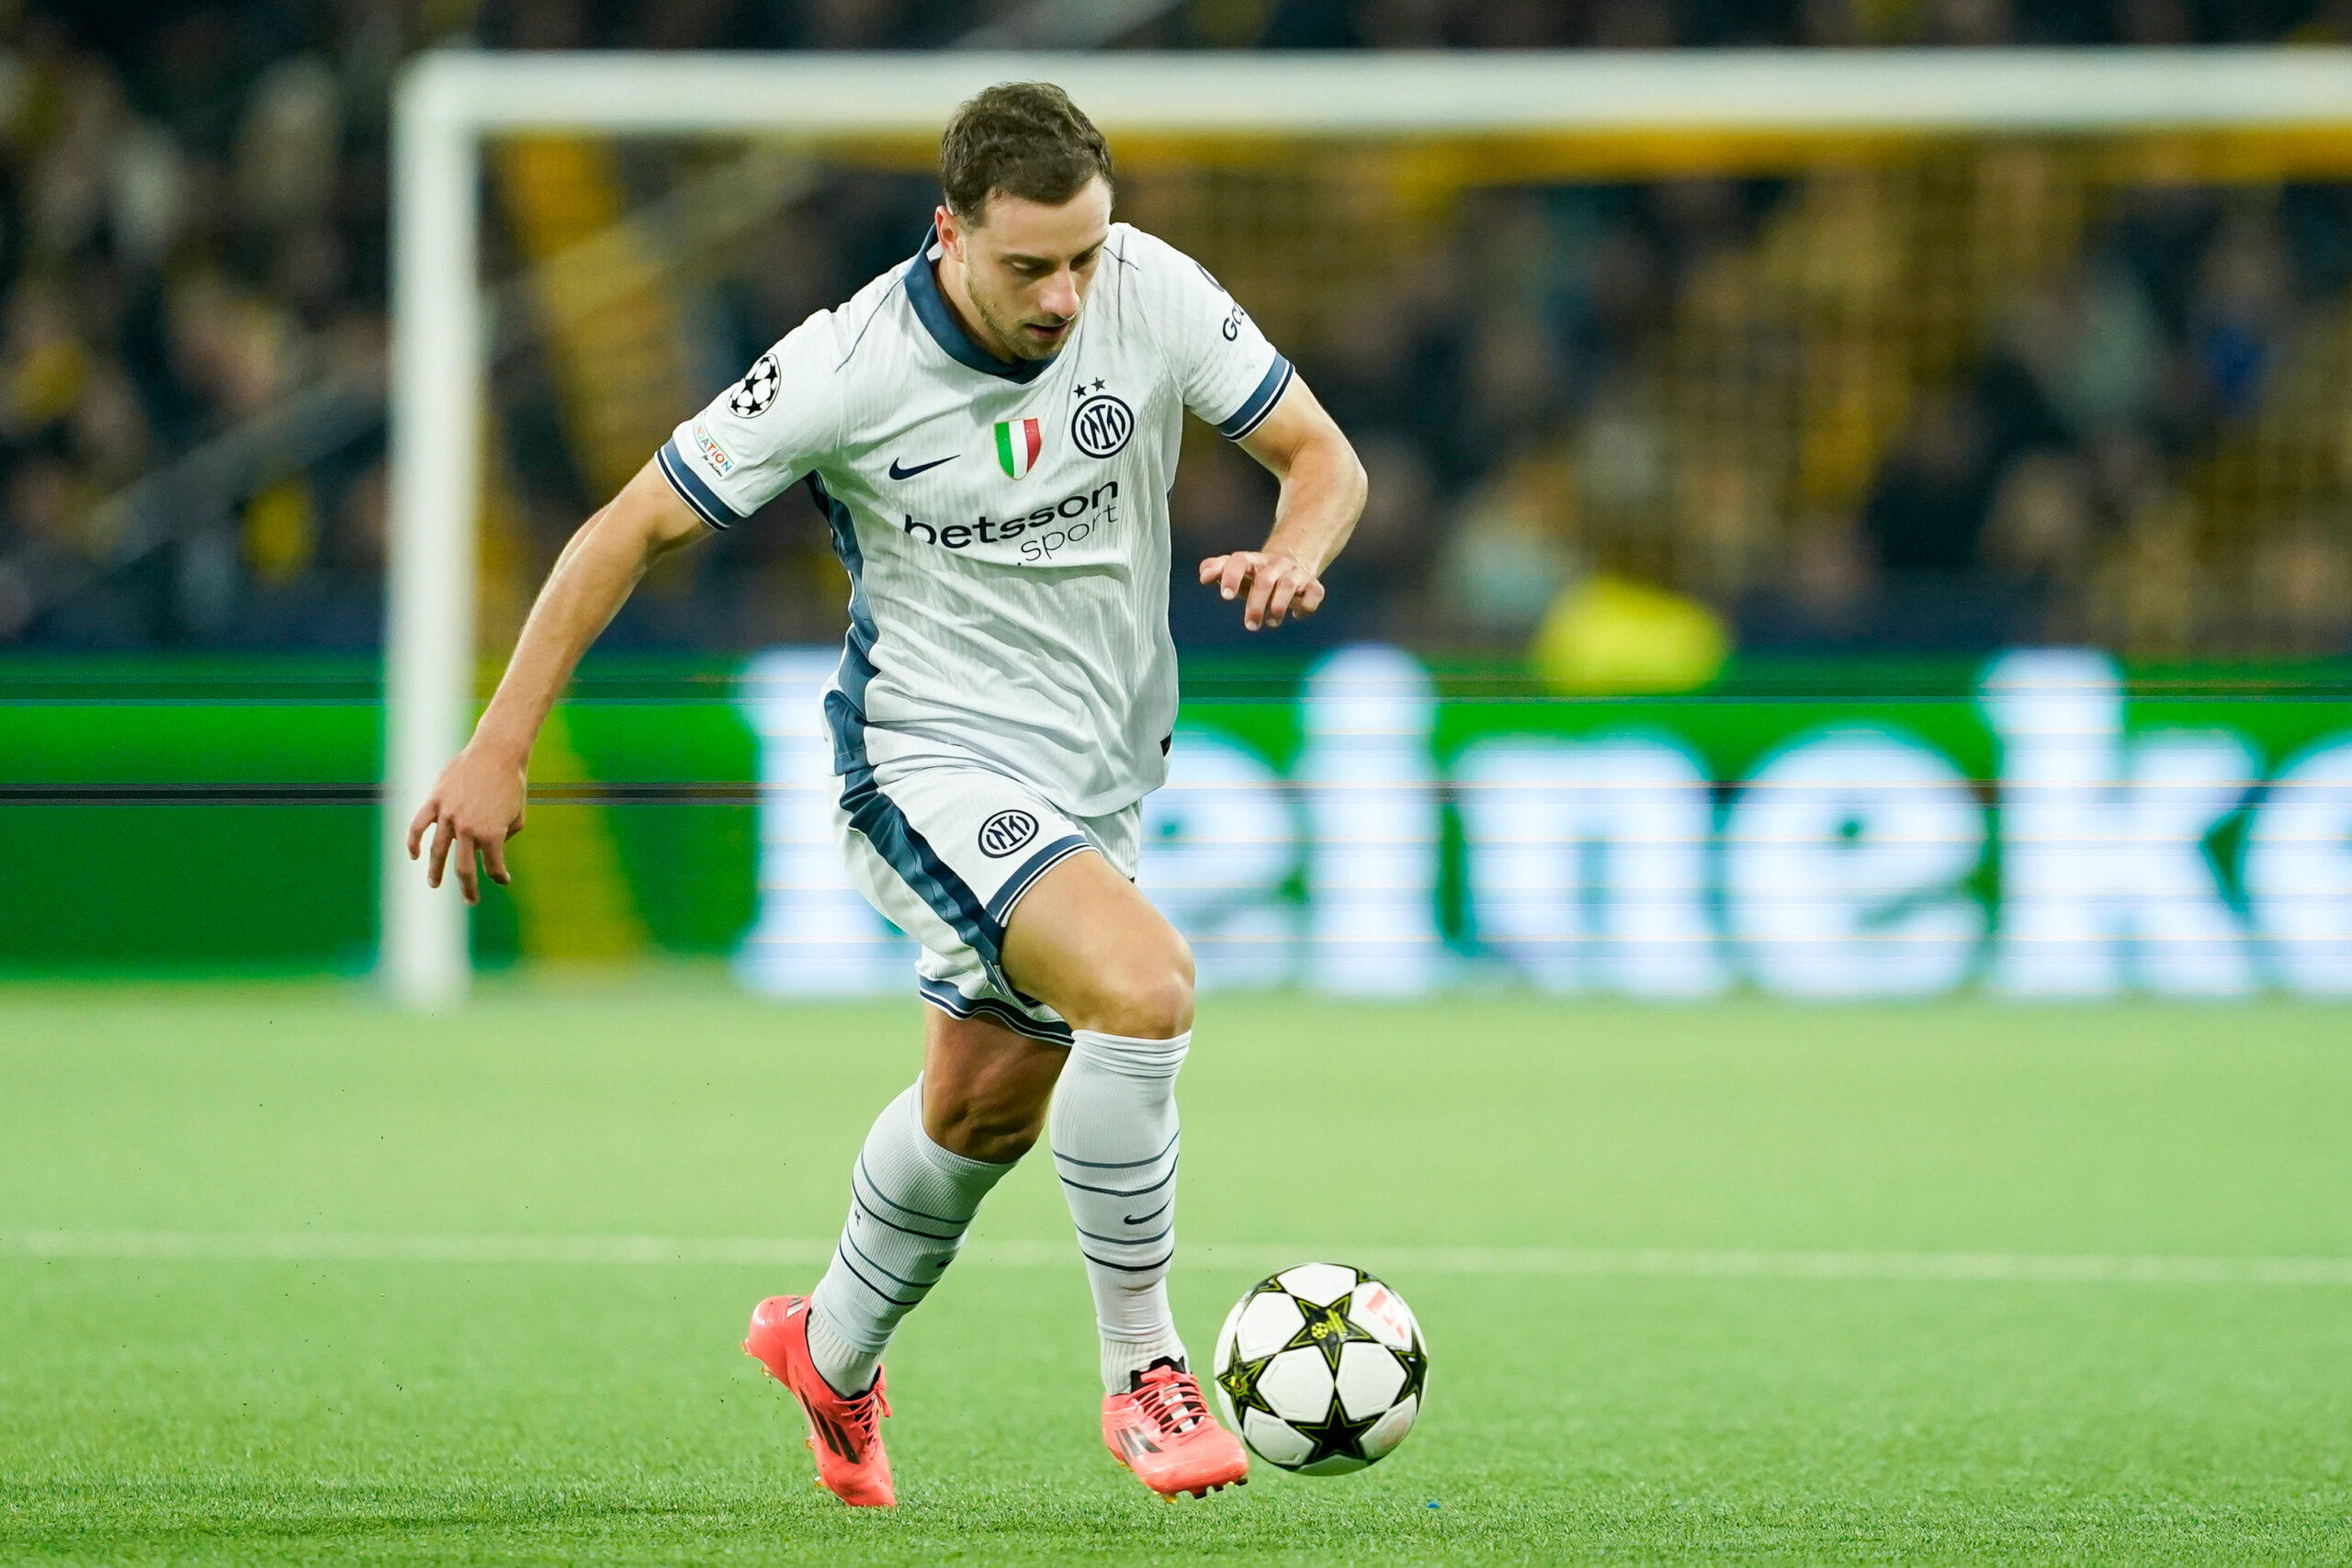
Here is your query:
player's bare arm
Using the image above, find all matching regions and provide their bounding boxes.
[1204,377,1367,630]
[404,460,706,905]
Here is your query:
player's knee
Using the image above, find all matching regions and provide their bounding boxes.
[1088,941,1194,1040]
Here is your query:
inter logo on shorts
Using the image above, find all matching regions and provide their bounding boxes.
[978,808,1039,858]
[995,417,1042,479]
[1071,393,1134,459]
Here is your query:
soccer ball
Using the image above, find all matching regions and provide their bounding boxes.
[1211,1262,1427,1475]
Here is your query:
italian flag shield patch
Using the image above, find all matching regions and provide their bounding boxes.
[995,417,1042,479]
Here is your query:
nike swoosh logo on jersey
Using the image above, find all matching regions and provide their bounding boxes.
[888,455,957,479]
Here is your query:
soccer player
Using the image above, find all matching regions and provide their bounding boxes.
[406,83,1366,1506]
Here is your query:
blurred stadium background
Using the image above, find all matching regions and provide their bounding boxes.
[7,9,2352,1562]
[4,1,2350,989]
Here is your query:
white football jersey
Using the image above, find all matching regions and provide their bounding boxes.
[659,222,1293,816]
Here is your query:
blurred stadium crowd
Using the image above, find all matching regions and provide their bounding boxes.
[4,0,2351,661]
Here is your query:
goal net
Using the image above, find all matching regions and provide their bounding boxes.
[386,50,2352,1005]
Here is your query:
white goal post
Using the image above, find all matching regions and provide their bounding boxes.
[382,46,2352,1008]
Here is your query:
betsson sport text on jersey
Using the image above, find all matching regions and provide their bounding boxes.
[898,479,1121,562]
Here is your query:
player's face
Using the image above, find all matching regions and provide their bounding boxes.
[938,177,1112,362]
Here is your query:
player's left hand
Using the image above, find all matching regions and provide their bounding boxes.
[1199,550,1325,631]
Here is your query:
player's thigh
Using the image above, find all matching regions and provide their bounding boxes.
[1000,850,1194,1039]
[922,1006,1066,1164]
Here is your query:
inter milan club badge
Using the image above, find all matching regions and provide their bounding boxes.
[1071,390,1134,459]
[977,808,1038,858]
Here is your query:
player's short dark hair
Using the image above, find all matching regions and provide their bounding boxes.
[940,83,1114,226]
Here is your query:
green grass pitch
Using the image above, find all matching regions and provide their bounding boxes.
[3,979,2350,1565]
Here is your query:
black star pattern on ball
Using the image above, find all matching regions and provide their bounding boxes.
[1216,1349,1272,1415]
[1396,1338,1428,1406]
[1282,1295,1379,1374]
[1220,1278,1430,1472]
[1284,1398,1384,1469]
[1272,1284,1385,1467]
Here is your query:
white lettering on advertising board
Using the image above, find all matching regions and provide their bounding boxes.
[737,645,2352,998]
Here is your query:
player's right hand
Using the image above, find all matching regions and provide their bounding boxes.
[407,746,527,907]
[1198,549,1326,630]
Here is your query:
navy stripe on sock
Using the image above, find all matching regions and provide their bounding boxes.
[1072,1223,1173,1248]
[849,1195,962,1247]
[854,1155,970,1232]
[1057,1162,1178,1201]
[832,1246,924,1310]
[1051,1130,1181,1170]
[1079,1247,1177,1275]
[842,1230,942,1297]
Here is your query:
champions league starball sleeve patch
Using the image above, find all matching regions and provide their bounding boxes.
[728,352,782,418]
[660,314,844,528]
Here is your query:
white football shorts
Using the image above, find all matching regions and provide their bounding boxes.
[832,755,1139,1043]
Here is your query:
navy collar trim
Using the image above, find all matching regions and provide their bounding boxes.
[903,226,1054,385]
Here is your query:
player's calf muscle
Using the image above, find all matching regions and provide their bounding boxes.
[922,1013,1061,1162]
[923,1094,1047,1164]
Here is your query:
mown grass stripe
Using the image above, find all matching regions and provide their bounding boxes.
[7,1229,2352,1285]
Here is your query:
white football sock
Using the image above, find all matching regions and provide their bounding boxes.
[1049,1027,1193,1393]
[806,1077,1013,1396]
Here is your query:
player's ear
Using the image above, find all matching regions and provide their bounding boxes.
[935,203,961,258]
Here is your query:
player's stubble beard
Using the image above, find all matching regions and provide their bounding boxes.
[967,277,1075,364]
